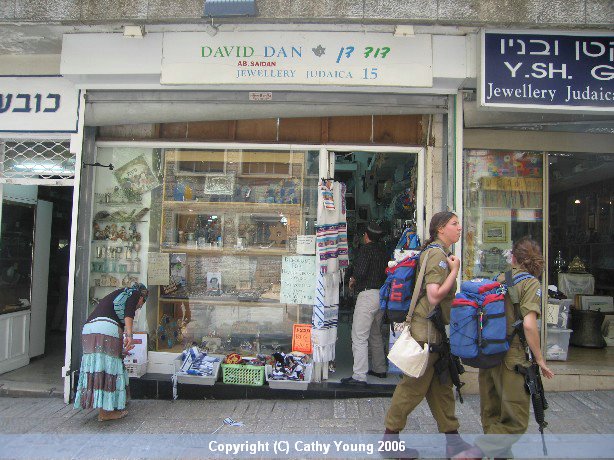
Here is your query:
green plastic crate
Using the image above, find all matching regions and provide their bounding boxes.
[221,363,265,386]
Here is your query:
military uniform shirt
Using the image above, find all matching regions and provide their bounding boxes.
[496,265,542,348]
[409,239,455,344]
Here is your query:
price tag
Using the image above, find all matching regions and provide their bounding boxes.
[292,324,312,354]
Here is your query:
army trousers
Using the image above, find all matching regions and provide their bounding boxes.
[384,350,460,433]
[475,347,530,458]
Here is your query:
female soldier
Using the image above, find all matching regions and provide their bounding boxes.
[455,237,554,459]
[383,211,470,458]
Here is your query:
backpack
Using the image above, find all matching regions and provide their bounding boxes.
[379,244,444,324]
[449,271,534,369]
[395,228,420,251]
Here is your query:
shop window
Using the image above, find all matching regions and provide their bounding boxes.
[462,150,544,280]
[90,145,317,353]
[548,152,614,296]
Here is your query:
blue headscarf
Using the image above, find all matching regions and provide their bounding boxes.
[113,282,148,322]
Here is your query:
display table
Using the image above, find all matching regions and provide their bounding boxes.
[558,273,595,297]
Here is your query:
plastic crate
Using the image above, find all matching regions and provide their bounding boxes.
[265,364,312,390]
[125,362,147,378]
[221,363,265,386]
[173,356,220,386]
[546,326,572,361]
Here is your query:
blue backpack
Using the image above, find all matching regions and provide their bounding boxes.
[395,228,420,251]
[449,271,534,369]
[379,244,443,324]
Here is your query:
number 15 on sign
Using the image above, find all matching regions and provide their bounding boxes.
[292,324,312,354]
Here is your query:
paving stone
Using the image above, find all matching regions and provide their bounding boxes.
[0,391,612,458]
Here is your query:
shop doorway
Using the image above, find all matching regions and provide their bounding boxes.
[327,148,423,385]
[548,152,614,370]
[0,186,73,395]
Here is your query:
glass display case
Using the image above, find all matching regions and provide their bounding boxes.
[156,148,318,352]
[88,147,155,313]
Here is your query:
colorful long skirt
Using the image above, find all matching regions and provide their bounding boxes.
[73,317,129,411]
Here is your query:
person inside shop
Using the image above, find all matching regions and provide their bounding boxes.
[454,237,555,459]
[383,211,471,459]
[341,222,389,386]
[74,282,148,421]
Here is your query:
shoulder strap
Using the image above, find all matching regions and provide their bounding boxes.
[426,243,449,258]
[505,270,535,320]
[406,248,436,322]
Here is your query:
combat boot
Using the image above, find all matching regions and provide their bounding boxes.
[380,428,420,459]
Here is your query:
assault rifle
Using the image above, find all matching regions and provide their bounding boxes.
[512,319,549,456]
[427,306,465,403]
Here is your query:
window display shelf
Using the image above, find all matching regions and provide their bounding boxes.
[235,173,292,179]
[479,206,542,210]
[159,246,291,256]
[158,297,285,307]
[162,201,301,211]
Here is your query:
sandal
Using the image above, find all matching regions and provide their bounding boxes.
[98,409,128,422]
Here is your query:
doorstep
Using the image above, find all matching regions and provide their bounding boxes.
[0,380,63,398]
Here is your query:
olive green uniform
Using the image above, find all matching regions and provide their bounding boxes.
[384,239,460,433]
[475,266,542,458]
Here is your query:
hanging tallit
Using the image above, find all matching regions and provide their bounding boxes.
[312,180,348,363]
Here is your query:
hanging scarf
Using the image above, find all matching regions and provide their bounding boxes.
[311,270,339,363]
[315,180,349,274]
[312,179,347,364]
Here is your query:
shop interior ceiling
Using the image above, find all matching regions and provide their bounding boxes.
[550,153,614,194]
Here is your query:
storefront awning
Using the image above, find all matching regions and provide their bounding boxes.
[84,90,449,126]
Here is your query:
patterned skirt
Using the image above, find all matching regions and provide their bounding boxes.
[73,317,129,411]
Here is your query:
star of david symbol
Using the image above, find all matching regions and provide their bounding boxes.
[312,45,326,57]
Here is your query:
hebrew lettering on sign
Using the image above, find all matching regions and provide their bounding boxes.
[0,93,61,113]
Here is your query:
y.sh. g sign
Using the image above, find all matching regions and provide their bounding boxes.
[480,30,613,112]
[161,31,432,87]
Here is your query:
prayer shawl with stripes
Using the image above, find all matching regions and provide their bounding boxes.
[312,179,347,363]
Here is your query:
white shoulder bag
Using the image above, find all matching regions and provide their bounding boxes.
[387,250,433,378]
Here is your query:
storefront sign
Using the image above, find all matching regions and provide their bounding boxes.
[280,255,316,304]
[0,76,80,132]
[292,324,313,354]
[481,31,614,111]
[161,32,433,87]
[147,252,170,285]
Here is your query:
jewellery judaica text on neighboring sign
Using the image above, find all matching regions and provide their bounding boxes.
[161,32,433,87]
[0,76,80,133]
[481,31,614,111]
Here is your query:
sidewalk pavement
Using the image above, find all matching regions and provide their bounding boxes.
[0,391,613,458]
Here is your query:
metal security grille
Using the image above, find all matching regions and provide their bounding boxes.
[0,138,74,183]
